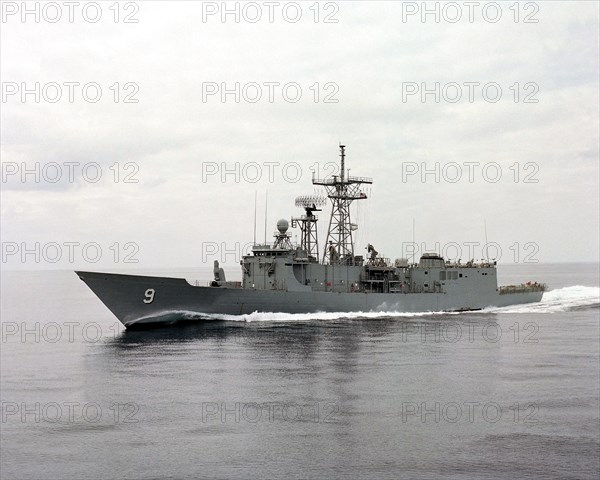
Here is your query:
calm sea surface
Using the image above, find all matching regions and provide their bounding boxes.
[1,263,599,480]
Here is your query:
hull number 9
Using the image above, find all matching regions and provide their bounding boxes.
[143,289,155,303]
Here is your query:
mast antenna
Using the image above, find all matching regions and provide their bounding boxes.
[340,143,345,182]
[264,191,268,244]
[253,191,257,245]
[412,218,415,263]
[484,219,489,261]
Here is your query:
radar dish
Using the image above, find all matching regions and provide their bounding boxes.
[295,195,326,208]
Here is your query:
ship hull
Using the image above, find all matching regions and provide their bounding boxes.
[76,271,544,328]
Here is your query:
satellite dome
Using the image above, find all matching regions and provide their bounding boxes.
[277,219,289,234]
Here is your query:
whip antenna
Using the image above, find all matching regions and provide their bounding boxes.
[253,191,257,245]
[484,219,489,262]
[264,191,268,244]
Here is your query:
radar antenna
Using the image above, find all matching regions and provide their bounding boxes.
[291,195,326,261]
[313,145,372,265]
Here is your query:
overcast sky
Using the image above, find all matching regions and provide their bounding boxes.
[1,1,598,273]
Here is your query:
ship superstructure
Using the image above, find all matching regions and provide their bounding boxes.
[236,145,543,297]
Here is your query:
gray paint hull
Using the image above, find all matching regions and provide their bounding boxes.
[76,271,544,328]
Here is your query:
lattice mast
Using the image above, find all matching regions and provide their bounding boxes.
[291,195,325,260]
[313,145,372,265]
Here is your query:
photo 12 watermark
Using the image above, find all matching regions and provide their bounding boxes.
[2,321,124,344]
[1,401,140,424]
[2,162,140,185]
[200,401,340,424]
[1,241,140,265]
[200,160,339,184]
[401,82,539,104]
[201,81,339,104]
[1,82,140,104]
[401,241,540,264]
[399,321,539,344]
[1,1,140,23]
[400,2,539,24]
[400,161,539,184]
[396,401,539,425]
[200,1,339,23]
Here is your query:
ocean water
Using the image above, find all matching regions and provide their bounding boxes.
[1,263,599,480]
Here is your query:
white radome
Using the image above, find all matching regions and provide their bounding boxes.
[277,218,289,233]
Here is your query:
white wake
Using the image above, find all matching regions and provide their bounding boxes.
[206,309,464,323]
[483,285,599,314]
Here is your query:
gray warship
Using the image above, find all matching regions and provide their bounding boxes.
[77,145,546,328]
